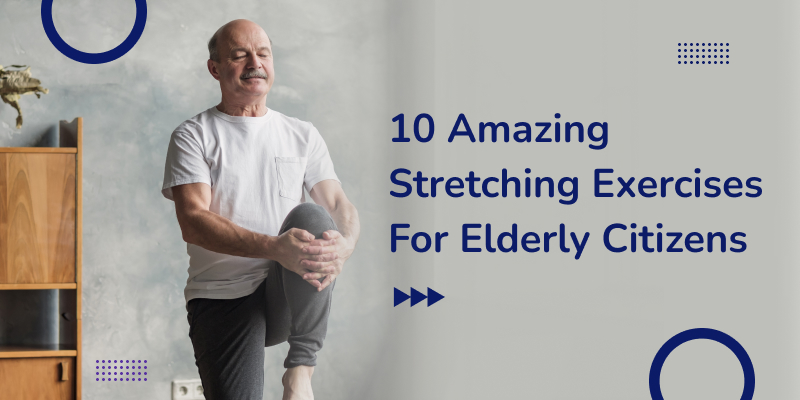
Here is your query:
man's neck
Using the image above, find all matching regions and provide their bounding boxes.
[216,99,269,117]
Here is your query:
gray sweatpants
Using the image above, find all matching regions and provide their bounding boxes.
[186,203,338,400]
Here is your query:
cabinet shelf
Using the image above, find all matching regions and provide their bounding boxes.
[0,147,77,153]
[0,283,77,290]
[0,344,77,359]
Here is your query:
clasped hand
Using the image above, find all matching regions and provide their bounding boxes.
[273,228,350,291]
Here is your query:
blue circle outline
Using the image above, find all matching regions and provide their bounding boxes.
[41,0,147,64]
[649,328,755,400]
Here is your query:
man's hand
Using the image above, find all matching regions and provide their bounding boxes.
[271,228,340,289]
[300,230,354,291]
[301,180,360,292]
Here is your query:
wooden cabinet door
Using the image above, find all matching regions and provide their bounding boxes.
[0,153,76,283]
[0,357,75,399]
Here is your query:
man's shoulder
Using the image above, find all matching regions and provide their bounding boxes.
[270,110,316,134]
[173,107,215,134]
[270,111,327,146]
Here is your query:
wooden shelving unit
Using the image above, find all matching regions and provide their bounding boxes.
[0,118,83,399]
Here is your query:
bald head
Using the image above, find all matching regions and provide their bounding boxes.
[206,19,275,112]
[208,19,272,62]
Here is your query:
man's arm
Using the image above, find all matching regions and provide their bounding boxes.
[302,179,361,290]
[172,182,338,287]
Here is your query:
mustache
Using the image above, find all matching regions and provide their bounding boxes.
[240,70,268,79]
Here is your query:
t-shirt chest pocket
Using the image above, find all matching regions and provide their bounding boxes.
[275,156,307,201]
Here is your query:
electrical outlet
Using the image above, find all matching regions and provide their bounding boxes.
[172,379,205,400]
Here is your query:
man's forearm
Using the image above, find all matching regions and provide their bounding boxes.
[329,201,360,258]
[181,209,273,259]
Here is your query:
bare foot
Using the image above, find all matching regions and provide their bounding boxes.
[282,365,314,400]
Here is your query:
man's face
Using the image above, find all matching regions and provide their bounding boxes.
[209,22,275,101]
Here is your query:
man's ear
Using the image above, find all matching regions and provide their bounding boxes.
[207,59,221,81]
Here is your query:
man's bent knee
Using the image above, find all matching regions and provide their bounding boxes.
[280,203,338,238]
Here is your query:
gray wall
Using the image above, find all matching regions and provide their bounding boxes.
[1,1,393,398]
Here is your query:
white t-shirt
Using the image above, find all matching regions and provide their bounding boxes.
[161,106,339,306]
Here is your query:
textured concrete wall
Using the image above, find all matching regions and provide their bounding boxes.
[0,1,392,398]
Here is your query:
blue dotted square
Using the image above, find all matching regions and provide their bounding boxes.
[678,42,730,65]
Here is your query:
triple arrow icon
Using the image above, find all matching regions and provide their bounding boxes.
[394,287,445,307]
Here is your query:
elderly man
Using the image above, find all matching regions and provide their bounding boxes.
[161,19,359,400]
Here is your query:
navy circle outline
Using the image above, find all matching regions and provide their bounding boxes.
[41,0,147,64]
[649,328,755,400]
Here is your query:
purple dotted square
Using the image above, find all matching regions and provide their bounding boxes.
[96,357,151,381]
